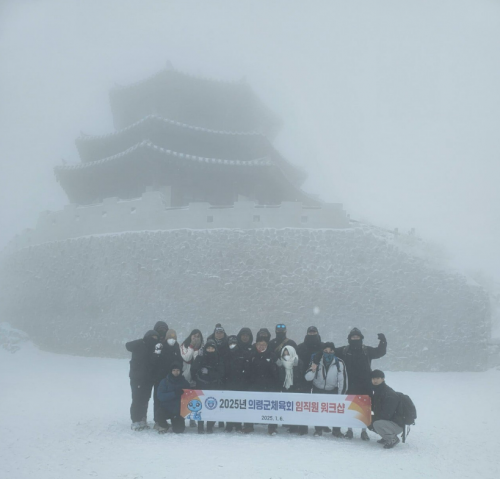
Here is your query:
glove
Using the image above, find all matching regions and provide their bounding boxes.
[201,367,208,375]
[154,343,163,354]
[175,389,184,397]
[377,333,387,342]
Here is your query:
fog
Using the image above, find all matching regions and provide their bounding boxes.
[1,0,499,281]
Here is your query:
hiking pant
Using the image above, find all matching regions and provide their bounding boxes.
[157,407,186,433]
[130,379,154,423]
[373,420,403,442]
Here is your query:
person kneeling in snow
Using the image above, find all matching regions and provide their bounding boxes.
[370,370,404,449]
[156,362,190,434]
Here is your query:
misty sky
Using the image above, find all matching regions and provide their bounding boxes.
[1,0,499,280]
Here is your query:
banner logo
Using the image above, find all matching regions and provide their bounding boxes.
[205,397,218,410]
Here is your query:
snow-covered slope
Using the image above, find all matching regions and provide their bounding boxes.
[0,344,498,479]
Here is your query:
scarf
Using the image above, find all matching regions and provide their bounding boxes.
[281,346,298,390]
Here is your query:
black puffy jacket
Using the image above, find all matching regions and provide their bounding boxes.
[125,331,159,382]
[335,339,387,395]
[248,348,279,392]
[224,345,250,391]
[296,334,323,367]
[191,350,225,390]
[153,342,181,383]
[372,382,404,427]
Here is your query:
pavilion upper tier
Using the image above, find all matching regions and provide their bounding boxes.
[109,68,282,138]
[76,115,305,187]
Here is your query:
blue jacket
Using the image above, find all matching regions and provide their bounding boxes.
[157,373,190,415]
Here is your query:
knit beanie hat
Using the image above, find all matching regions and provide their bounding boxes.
[371,369,385,379]
[171,361,182,372]
[166,329,177,340]
[323,341,335,351]
[214,323,225,333]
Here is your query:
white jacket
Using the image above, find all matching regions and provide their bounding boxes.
[180,343,201,385]
[305,357,348,393]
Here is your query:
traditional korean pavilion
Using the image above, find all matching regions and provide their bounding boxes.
[55,66,318,207]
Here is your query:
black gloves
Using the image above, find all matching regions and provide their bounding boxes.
[175,389,184,397]
[377,333,387,342]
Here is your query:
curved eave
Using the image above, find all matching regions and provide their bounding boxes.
[56,141,273,177]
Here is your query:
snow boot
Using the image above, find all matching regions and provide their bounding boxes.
[377,438,387,444]
[207,424,214,434]
[190,419,197,428]
[361,429,370,441]
[197,423,205,435]
[154,422,169,434]
[314,429,323,437]
[131,421,145,431]
[332,427,345,438]
[242,424,254,434]
[225,425,234,433]
[218,421,224,428]
[384,437,401,449]
[345,428,354,439]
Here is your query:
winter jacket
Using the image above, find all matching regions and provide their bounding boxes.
[372,382,404,427]
[180,343,202,385]
[237,327,254,354]
[305,354,348,394]
[248,348,279,392]
[269,336,298,356]
[296,334,323,367]
[335,339,387,395]
[224,345,250,391]
[157,373,190,416]
[153,342,181,383]
[277,357,307,393]
[125,331,160,382]
[191,350,225,390]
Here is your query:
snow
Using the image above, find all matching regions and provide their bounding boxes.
[1,343,499,479]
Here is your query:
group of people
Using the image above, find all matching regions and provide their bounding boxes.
[126,321,405,448]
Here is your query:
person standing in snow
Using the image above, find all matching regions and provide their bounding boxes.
[369,370,404,449]
[237,327,254,354]
[269,324,298,356]
[153,329,181,431]
[191,339,225,434]
[306,342,348,437]
[207,323,229,359]
[180,329,204,386]
[296,326,323,371]
[125,329,160,430]
[156,361,190,434]
[224,335,250,432]
[245,337,280,435]
[335,327,387,440]
[276,345,308,435]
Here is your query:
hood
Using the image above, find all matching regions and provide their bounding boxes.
[237,327,254,345]
[143,329,159,341]
[256,328,271,343]
[348,327,364,340]
[154,321,169,335]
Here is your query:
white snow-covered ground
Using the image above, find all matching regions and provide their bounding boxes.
[1,344,499,479]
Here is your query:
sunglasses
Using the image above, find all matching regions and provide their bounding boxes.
[276,324,286,330]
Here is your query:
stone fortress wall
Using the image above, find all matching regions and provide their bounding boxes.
[0,226,490,372]
[5,191,349,252]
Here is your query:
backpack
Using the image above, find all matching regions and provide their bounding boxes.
[397,393,417,443]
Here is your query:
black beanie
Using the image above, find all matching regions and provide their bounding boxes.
[323,341,335,351]
[171,361,182,372]
[307,326,319,334]
[348,327,364,340]
[154,321,169,335]
[371,369,385,379]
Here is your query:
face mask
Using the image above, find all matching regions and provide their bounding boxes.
[167,338,176,346]
[276,332,286,341]
[349,338,363,349]
[305,335,320,345]
[283,355,291,361]
[323,352,334,363]
[229,344,237,350]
